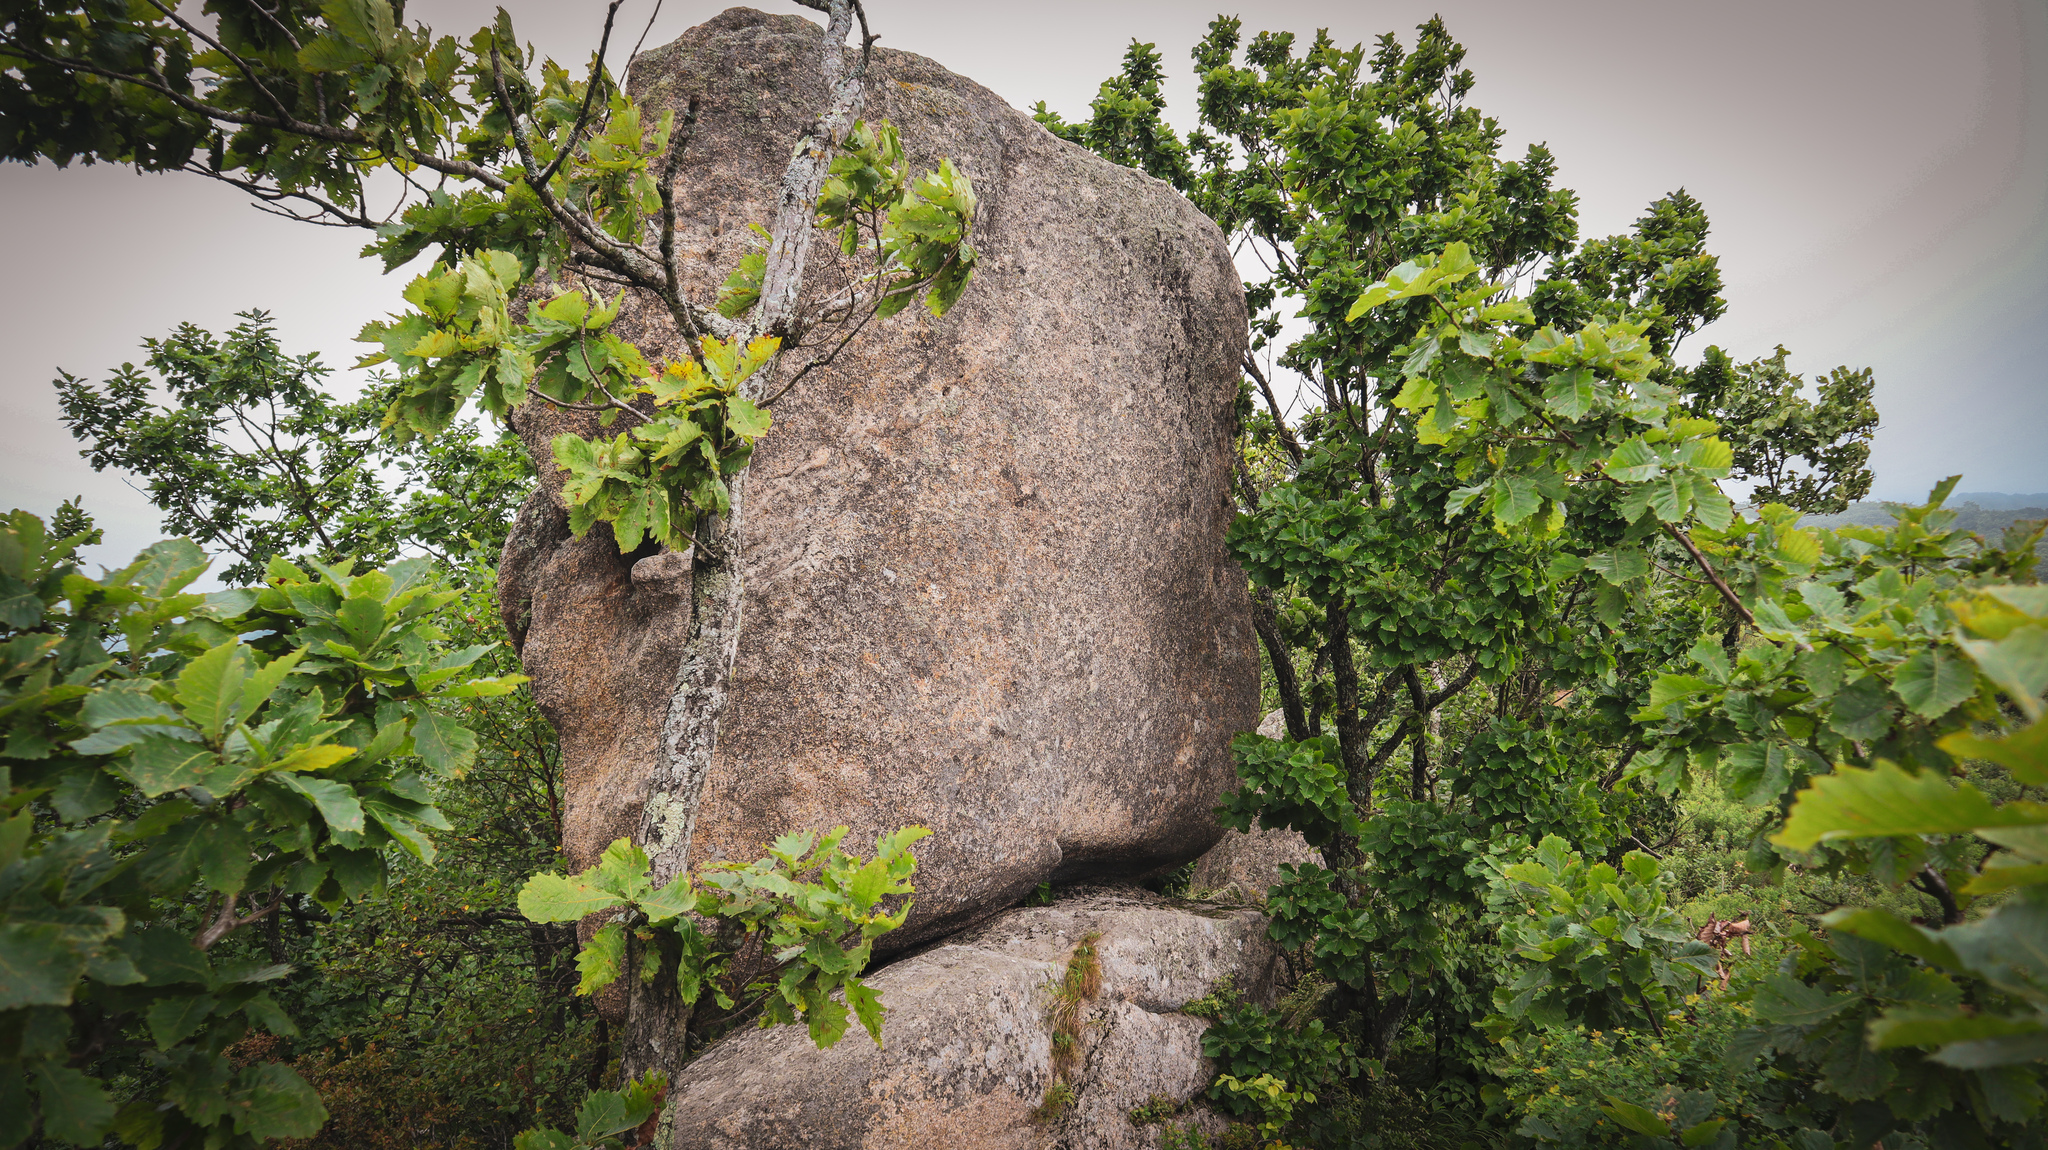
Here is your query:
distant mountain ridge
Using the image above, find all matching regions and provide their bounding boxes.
[1943,492,2048,511]
[1799,497,2048,566]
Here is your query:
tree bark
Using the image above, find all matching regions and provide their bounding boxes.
[1251,588,1311,742]
[623,0,867,1084]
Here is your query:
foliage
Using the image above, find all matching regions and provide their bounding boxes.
[507,1072,664,1150]
[1479,836,1717,1037]
[1188,984,1359,1122]
[269,569,598,1150]
[54,311,533,584]
[3,0,977,557]
[1045,13,2004,1150]
[517,826,929,1052]
[0,509,518,1148]
[1681,346,1877,515]
[1215,1071,1315,1143]
[1488,1006,1750,1149]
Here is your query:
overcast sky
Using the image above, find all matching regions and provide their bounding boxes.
[4,0,2043,570]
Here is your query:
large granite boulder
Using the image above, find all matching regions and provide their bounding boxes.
[659,887,1281,1149]
[498,7,1258,948]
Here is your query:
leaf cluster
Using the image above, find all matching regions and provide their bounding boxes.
[0,509,516,1148]
[517,824,930,1055]
[1478,835,1717,1038]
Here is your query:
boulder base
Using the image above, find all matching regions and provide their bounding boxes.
[660,887,1282,1149]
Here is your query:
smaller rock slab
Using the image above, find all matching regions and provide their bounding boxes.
[1186,711,1318,905]
[662,887,1283,1149]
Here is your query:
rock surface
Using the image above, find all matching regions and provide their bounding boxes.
[1186,712,1319,904]
[498,7,1258,947]
[660,887,1280,1149]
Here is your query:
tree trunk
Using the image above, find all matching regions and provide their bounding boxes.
[621,0,867,1083]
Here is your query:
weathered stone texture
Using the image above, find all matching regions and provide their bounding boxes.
[498,7,1258,948]
[1186,711,1319,904]
[660,888,1279,1149]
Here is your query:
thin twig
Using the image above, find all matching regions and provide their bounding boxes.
[533,0,627,189]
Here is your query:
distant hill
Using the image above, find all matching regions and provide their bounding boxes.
[1947,492,2048,511]
[1798,498,2048,568]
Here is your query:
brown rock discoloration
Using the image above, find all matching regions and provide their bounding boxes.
[499,7,1257,948]
[661,888,1281,1149]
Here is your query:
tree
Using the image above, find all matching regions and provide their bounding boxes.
[0,511,525,1148]
[1044,14,1890,1123]
[4,0,978,1078]
[55,310,533,585]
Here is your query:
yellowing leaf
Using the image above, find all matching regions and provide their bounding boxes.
[269,745,357,774]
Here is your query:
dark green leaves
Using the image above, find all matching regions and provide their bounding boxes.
[1827,675,1895,741]
[1,510,509,1149]
[1751,974,1856,1028]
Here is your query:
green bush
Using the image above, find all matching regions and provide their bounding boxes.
[0,511,520,1148]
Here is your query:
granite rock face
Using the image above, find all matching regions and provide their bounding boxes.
[1186,711,1319,904]
[498,7,1258,948]
[659,888,1281,1149]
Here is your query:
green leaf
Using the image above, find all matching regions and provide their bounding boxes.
[276,774,367,835]
[119,734,213,797]
[242,990,299,1037]
[1751,973,1856,1027]
[270,744,358,774]
[1867,1006,2044,1051]
[242,648,307,714]
[846,978,886,1046]
[1345,281,1394,320]
[1583,548,1648,586]
[146,992,217,1049]
[49,768,120,823]
[1603,438,1660,484]
[576,922,627,996]
[639,875,697,924]
[1828,675,1895,742]
[1645,473,1691,523]
[235,1062,329,1140]
[1679,1118,1727,1147]
[1822,907,1966,973]
[1775,760,2048,850]
[1941,717,2048,784]
[806,993,853,1048]
[174,640,247,740]
[192,820,254,895]
[518,873,625,924]
[1542,368,1599,420]
[1894,649,1977,719]
[412,710,478,775]
[0,1071,26,1147]
[1943,894,2048,1000]
[32,1063,115,1146]
[595,838,653,900]
[336,594,389,651]
[724,396,772,439]
[573,1087,634,1140]
[513,1131,574,1150]
[1930,1030,2048,1069]
[1959,624,2048,720]
[1599,1097,1669,1137]
[119,927,211,986]
[0,922,90,1008]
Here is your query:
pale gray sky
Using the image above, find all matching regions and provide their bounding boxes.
[4,0,2043,570]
